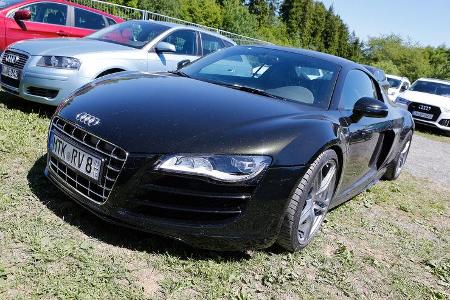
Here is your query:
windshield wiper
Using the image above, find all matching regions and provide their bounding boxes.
[214,82,286,101]
[169,70,191,78]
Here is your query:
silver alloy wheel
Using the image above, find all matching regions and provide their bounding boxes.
[297,160,337,245]
[395,140,411,176]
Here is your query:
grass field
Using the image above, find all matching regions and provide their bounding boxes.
[0,93,449,299]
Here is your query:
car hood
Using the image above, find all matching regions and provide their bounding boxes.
[401,90,450,110]
[10,38,133,56]
[57,73,324,157]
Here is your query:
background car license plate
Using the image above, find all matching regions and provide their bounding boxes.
[1,65,20,80]
[411,111,433,120]
[50,132,102,181]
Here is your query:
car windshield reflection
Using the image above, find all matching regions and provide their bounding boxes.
[182,46,340,108]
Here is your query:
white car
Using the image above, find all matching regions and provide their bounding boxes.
[396,78,450,135]
[386,74,410,102]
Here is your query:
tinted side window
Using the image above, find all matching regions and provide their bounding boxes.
[22,2,67,25]
[74,8,106,30]
[162,30,197,55]
[223,40,234,48]
[341,70,378,110]
[107,17,116,26]
[201,33,224,55]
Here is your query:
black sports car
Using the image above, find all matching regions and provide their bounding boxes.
[45,45,414,251]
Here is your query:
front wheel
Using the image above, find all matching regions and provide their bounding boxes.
[277,150,338,252]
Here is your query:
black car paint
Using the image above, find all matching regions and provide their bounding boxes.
[47,45,414,250]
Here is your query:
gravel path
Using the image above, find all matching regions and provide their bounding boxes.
[404,134,450,186]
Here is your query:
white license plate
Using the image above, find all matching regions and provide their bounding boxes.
[412,111,433,120]
[50,132,103,181]
[1,64,20,80]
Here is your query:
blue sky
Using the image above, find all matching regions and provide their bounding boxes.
[317,0,450,47]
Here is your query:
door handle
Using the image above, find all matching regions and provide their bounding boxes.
[57,31,68,36]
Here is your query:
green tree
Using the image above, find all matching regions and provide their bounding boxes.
[179,0,223,28]
[221,0,258,37]
[322,6,340,55]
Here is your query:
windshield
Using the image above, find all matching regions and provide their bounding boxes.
[181,46,340,108]
[0,0,23,9]
[387,77,401,89]
[86,21,169,49]
[410,80,450,98]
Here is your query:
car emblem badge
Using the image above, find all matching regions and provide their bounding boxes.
[418,105,431,111]
[4,53,20,65]
[76,112,100,126]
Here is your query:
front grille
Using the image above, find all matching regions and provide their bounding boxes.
[48,116,127,204]
[1,51,28,88]
[27,86,59,99]
[1,50,29,69]
[439,119,450,127]
[1,84,19,95]
[408,102,441,121]
[1,75,20,89]
[126,172,256,223]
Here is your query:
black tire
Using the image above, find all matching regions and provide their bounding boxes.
[277,149,338,252]
[383,132,412,181]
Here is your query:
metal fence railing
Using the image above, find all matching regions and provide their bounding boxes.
[70,0,270,46]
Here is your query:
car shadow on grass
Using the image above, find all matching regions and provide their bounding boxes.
[0,91,55,118]
[27,155,253,261]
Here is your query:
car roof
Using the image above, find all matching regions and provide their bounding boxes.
[7,0,123,20]
[415,78,450,85]
[139,20,237,45]
[386,74,410,81]
[245,44,359,68]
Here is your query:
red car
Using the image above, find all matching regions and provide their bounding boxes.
[0,0,123,52]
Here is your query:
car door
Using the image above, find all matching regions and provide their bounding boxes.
[70,6,109,38]
[339,69,391,192]
[147,29,200,72]
[5,1,70,46]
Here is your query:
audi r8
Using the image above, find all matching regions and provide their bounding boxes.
[45,45,414,251]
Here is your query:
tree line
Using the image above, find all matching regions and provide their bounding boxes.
[106,0,450,82]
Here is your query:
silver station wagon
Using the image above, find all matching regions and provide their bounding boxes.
[0,20,236,105]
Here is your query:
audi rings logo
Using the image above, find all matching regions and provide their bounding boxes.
[418,105,431,111]
[76,112,100,126]
[5,54,20,65]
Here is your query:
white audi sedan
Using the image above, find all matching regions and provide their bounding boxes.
[396,78,450,135]
[0,20,235,105]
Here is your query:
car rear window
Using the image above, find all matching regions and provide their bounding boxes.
[74,7,107,30]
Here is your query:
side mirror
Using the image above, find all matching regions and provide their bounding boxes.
[14,10,31,30]
[352,97,389,121]
[400,85,407,92]
[155,42,176,53]
[177,59,191,70]
[14,10,31,21]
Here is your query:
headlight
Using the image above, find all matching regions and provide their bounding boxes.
[395,97,411,105]
[155,155,272,182]
[37,56,81,70]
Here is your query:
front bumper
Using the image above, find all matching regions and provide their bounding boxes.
[0,51,91,106]
[396,102,450,132]
[44,117,305,251]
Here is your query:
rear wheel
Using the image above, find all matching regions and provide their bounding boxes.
[277,150,338,252]
[383,133,412,181]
